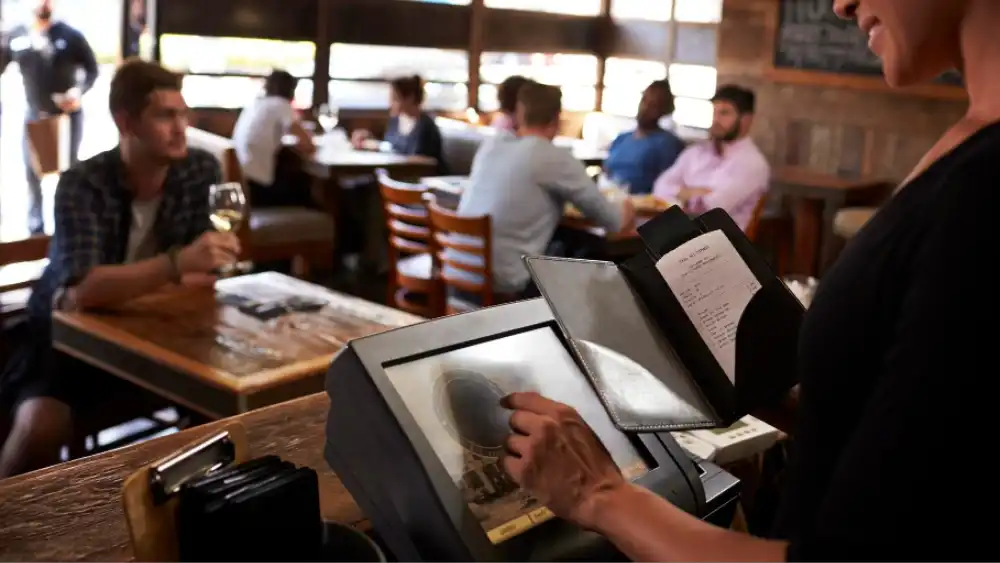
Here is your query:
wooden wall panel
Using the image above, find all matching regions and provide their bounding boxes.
[327,0,471,50]
[481,9,597,53]
[159,0,318,40]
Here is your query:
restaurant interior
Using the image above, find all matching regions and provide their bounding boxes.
[0,0,972,560]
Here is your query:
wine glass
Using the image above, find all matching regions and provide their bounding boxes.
[317,102,339,134]
[208,182,250,275]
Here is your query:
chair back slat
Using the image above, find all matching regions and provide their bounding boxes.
[425,196,494,307]
[377,169,442,317]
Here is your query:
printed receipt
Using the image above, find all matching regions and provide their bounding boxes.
[655,230,761,383]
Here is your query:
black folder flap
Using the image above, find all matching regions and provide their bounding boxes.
[524,256,718,432]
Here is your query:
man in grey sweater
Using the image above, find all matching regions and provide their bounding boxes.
[456,83,635,297]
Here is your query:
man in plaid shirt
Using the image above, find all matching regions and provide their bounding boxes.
[0,59,241,477]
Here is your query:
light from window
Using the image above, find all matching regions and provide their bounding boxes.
[610,0,672,21]
[329,44,469,83]
[483,0,600,16]
[160,35,315,77]
[330,80,468,111]
[604,58,667,89]
[478,84,595,112]
[480,52,599,87]
[674,0,722,23]
[668,64,717,100]
[673,97,713,129]
[182,76,313,109]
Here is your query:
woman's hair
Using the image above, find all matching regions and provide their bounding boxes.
[391,74,425,105]
[264,70,298,101]
[497,75,533,114]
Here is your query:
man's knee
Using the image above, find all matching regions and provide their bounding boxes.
[0,397,72,477]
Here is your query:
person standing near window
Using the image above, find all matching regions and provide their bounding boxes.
[0,0,99,234]
[352,74,449,175]
[603,80,685,195]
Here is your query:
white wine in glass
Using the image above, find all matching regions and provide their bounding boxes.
[208,182,250,274]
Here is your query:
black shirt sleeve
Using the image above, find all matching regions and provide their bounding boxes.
[71,28,99,95]
[416,114,448,175]
[786,162,998,561]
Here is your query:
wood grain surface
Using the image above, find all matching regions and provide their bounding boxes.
[0,393,352,562]
[52,273,421,417]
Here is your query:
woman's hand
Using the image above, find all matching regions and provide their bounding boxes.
[351,128,372,149]
[501,391,628,530]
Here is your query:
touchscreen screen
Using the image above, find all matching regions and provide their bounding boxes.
[383,327,648,544]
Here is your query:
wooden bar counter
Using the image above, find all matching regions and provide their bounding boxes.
[0,393,350,562]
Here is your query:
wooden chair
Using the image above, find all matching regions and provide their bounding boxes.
[0,236,50,360]
[376,170,443,317]
[424,195,499,315]
[185,128,335,278]
[746,193,791,277]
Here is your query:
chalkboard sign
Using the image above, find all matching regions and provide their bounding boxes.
[774,0,962,87]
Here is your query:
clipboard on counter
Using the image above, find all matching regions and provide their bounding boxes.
[121,424,251,562]
[525,206,803,431]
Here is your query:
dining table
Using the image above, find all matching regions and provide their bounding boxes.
[51,272,421,419]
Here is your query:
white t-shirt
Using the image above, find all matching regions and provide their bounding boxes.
[125,196,162,264]
[232,96,296,186]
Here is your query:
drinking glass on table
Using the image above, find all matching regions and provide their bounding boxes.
[317,103,339,133]
[208,182,250,275]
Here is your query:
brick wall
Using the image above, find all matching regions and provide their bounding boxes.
[718,0,967,181]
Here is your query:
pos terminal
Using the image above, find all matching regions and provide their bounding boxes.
[325,298,740,561]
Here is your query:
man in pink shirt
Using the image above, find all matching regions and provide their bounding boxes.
[652,85,770,230]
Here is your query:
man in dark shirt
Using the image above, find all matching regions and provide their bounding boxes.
[0,59,240,477]
[0,0,99,234]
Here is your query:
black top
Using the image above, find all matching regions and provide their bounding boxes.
[774,122,1000,560]
[384,112,449,175]
[1,21,99,114]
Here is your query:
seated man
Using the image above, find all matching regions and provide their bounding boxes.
[603,80,685,195]
[0,59,240,477]
[231,70,316,208]
[455,82,635,298]
[652,85,770,230]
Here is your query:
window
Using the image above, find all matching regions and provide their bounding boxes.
[674,0,723,23]
[328,44,469,111]
[604,0,721,129]
[160,35,315,108]
[160,35,315,77]
[610,0,672,21]
[479,52,598,112]
[483,0,600,16]
[181,75,314,110]
[601,58,667,117]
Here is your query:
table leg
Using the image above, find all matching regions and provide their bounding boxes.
[791,198,823,277]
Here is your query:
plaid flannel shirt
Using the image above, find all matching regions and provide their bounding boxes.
[27,147,221,322]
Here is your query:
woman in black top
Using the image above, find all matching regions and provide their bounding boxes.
[352,75,448,175]
[500,0,1000,560]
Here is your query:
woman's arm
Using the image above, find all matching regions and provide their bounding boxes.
[585,483,787,562]
[501,392,788,562]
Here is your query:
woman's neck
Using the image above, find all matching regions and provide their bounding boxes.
[960,0,1000,123]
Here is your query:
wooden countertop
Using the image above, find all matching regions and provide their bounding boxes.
[0,393,346,562]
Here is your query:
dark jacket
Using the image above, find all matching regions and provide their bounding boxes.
[384,112,449,175]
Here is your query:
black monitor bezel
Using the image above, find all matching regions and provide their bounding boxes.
[349,298,696,561]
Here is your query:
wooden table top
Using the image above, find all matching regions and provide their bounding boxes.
[289,135,438,179]
[0,393,345,562]
[52,272,421,418]
[772,166,892,193]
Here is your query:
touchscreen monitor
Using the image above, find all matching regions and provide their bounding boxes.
[383,326,649,544]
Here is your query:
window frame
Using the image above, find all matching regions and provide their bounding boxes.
[601,0,721,130]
